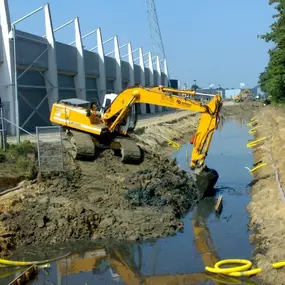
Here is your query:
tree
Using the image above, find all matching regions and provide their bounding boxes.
[190,80,200,91]
[191,84,200,91]
[259,0,285,103]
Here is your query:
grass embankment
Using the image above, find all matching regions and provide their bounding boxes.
[0,141,37,190]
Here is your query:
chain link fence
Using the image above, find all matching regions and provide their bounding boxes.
[36,126,64,173]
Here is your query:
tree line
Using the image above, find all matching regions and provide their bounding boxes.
[259,0,285,103]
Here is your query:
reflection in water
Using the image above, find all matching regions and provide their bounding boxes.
[0,201,257,285]
[219,109,253,131]
[0,117,258,285]
[50,201,257,285]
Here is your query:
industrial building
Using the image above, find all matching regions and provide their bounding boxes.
[0,1,169,136]
[196,88,224,101]
[224,89,241,100]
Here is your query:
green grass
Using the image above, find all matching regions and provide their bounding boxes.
[0,141,37,179]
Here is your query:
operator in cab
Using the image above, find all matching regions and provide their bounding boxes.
[87,102,101,124]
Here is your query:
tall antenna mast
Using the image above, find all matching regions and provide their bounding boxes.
[146,0,167,64]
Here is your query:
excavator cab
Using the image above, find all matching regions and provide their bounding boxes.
[100,93,118,113]
[101,92,138,133]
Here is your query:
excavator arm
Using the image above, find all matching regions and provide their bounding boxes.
[101,86,223,169]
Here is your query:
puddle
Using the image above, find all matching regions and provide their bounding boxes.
[0,117,257,285]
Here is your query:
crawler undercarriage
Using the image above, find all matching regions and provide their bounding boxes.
[64,128,142,164]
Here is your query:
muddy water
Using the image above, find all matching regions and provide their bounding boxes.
[0,117,257,285]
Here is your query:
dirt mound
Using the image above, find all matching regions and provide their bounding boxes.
[220,102,261,117]
[125,157,199,217]
[2,107,247,255]
[133,114,199,155]
[247,106,285,285]
[0,145,199,252]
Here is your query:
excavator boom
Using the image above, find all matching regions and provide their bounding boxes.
[101,86,222,169]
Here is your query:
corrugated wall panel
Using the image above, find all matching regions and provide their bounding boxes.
[134,65,140,84]
[153,70,158,85]
[105,57,116,79]
[58,74,76,100]
[16,39,48,69]
[17,71,50,132]
[86,78,99,106]
[145,68,150,86]
[56,42,77,73]
[84,51,99,76]
[121,61,129,81]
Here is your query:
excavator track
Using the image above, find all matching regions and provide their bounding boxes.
[115,138,142,164]
[66,129,96,160]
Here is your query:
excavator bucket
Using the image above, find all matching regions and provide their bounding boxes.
[192,166,219,197]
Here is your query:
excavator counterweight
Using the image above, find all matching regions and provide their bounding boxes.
[50,86,223,194]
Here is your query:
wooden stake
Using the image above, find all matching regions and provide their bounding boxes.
[215,195,223,214]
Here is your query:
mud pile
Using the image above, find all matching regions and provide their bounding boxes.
[0,148,199,251]
[0,105,255,255]
[125,157,199,217]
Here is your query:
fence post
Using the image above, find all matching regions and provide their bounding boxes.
[11,24,20,143]
[59,126,64,170]
[0,105,7,150]
[36,126,41,171]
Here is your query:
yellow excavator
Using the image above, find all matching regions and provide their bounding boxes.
[233,89,253,103]
[50,86,223,194]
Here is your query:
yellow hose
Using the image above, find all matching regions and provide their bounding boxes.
[0,259,39,266]
[245,163,267,173]
[246,137,266,148]
[206,258,285,277]
[248,125,263,134]
[167,139,180,149]
[247,120,258,127]
[208,274,257,285]
[158,134,181,149]
[273,261,285,269]
[206,259,262,277]
[0,251,71,267]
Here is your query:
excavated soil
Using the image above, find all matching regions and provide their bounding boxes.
[0,104,253,256]
[247,106,285,285]
[0,153,201,248]
[220,101,262,117]
[0,111,202,256]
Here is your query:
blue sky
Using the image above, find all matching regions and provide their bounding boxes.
[7,0,275,88]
